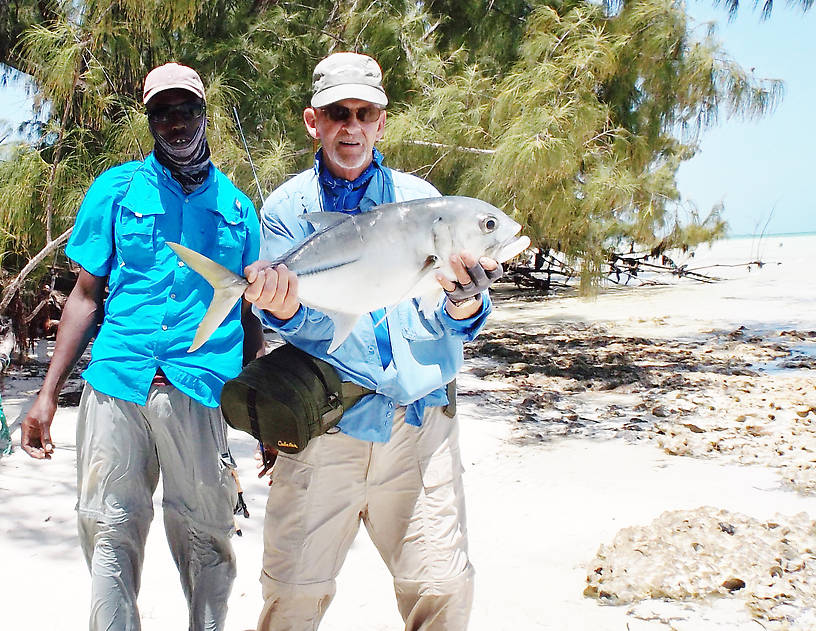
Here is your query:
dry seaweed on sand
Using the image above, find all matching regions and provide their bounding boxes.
[464,322,816,491]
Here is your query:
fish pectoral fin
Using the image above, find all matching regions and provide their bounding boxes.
[418,288,444,318]
[323,311,361,354]
[300,211,351,231]
[389,255,441,315]
[188,285,246,353]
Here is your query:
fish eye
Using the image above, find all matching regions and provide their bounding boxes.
[480,216,498,233]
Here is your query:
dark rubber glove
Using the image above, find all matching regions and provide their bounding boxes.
[445,261,503,304]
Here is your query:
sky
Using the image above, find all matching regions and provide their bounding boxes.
[677,1,816,236]
[1,3,815,236]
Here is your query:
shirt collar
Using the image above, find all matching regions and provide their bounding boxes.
[142,153,241,224]
[145,152,215,197]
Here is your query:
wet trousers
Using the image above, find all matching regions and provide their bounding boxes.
[257,406,474,631]
[76,383,236,631]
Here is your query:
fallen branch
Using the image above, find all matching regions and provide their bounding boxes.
[0,226,73,316]
[402,140,496,155]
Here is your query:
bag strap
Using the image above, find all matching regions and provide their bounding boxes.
[293,351,346,429]
[341,381,375,411]
[247,387,262,440]
[443,379,456,418]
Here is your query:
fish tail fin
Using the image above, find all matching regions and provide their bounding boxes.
[166,242,247,353]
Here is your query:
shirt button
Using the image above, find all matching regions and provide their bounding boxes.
[387,401,394,409]
[161,325,168,331]
[170,293,176,299]
[184,198,189,204]
[178,261,184,267]
[368,345,375,353]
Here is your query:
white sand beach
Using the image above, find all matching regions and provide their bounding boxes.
[1,233,814,630]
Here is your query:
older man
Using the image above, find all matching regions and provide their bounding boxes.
[21,62,263,630]
[243,52,502,630]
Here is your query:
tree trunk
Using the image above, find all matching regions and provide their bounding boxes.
[0,226,73,316]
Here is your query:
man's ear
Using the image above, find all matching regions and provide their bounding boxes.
[303,108,319,140]
[374,110,386,142]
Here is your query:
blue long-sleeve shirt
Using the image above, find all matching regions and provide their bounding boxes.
[257,152,491,442]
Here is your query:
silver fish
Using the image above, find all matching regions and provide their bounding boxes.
[168,195,530,353]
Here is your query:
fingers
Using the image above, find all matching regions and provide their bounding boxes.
[42,426,54,457]
[452,252,475,286]
[255,442,277,481]
[434,252,472,292]
[20,419,53,460]
[244,263,300,320]
[479,256,500,272]
[243,259,272,284]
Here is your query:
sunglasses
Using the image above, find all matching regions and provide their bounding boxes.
[319,103,383,124]
[147,102,206,124]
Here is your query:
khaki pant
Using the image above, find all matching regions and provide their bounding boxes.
[257,406,473,631]
[76,383,237,631]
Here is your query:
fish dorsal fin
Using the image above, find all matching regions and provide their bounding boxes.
[322,310,362,354]
[166,241,247,353]
[300,211,351,231]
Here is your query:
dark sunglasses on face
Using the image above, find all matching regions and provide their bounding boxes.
[147,102,206,124]
[319,103,383,124]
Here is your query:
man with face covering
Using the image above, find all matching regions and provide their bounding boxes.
[21,62,263,630]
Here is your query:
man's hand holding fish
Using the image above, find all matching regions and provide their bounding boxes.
[243,261,300,321]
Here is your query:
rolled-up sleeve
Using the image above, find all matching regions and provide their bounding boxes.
[65,168,133,276]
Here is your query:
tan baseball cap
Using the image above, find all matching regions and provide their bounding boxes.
[143,62,205,105]
[311,52,388,109]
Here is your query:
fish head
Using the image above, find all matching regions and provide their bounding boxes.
[428,196,530,278]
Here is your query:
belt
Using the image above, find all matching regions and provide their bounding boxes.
[151,369,171,387]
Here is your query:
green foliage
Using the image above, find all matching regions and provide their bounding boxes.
[384,0,777,286]
[0,0,789,295]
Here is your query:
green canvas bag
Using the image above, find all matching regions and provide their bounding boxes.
[220,344,373,454]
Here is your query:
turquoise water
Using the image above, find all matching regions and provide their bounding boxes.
[727,230,816,239]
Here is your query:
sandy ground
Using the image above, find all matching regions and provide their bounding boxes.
[1,234,815,630]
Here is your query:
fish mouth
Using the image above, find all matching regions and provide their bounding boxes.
[494,234,531,263]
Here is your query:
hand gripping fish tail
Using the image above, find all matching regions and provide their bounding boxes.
[169,195,530,354]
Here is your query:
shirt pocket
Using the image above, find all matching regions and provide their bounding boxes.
[116,205,164,269]
[215,216,246,272]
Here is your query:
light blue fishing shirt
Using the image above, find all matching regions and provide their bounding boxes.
[65,153,260,408]
[257,150,491,442]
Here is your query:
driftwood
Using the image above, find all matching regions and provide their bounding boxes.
[0,226,73,316]
[507,247,766,294]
